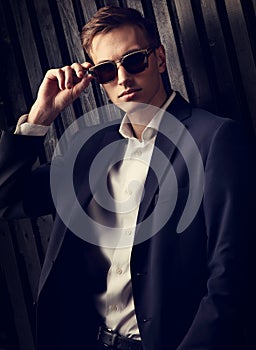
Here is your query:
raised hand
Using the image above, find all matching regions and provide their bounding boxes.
[27,62,93,126]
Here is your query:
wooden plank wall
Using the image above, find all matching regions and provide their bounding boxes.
[0,0,255,349]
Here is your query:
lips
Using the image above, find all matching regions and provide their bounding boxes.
[118,88,142,98]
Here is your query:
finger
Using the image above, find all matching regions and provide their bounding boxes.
[71,62,88,79]
[62,66,74,90]
[81,62,93,78]
[45,68,65,91]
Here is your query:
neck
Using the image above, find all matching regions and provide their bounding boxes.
[128,93,169,140]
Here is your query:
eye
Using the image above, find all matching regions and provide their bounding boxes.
[123,52,147,73]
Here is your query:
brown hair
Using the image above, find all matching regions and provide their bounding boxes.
[81,6,160,59]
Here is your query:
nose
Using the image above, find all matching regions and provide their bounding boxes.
[117,64,132,85]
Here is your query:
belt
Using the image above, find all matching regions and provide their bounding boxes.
[97,326,142,350]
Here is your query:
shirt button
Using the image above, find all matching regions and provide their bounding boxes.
[109,305,118,311]
[136,150,142,157]
[125,230,132,236]
[125,188,132,196]
[116,267,123,275]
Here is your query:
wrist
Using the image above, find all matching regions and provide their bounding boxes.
[14,114,49,136]
[28,103,56,126]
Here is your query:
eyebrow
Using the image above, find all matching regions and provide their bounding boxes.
[96,47,143,64]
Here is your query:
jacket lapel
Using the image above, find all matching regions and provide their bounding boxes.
[136,93,192,231]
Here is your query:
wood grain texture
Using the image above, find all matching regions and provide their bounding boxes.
[8,0,43,99]
[151,0,188,100]
[225,0,256,128]
[199,0,238,118]
[0,0,29,122]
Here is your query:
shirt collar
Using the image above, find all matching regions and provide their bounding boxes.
[119,91,176,142]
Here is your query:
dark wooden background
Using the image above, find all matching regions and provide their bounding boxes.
[0,0,255,349]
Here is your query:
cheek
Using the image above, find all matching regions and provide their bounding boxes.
[142,59,160,82]
[101,84,116,100]
[143,69,161,89]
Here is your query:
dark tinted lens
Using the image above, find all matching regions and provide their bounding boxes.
[123,51,147,74]
[93,62,116,84]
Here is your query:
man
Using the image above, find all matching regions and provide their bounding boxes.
[0,6,255,350]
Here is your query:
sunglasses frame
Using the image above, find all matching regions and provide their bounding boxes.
[89,47,155,84]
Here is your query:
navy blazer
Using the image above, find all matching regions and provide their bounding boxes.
[0,93,255,350]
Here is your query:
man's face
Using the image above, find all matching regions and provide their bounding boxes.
[90,25,167,113]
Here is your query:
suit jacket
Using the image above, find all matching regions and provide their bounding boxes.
[0,93,255,350]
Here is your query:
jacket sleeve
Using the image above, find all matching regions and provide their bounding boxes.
[178,120,256,349]
[0,130,55,219]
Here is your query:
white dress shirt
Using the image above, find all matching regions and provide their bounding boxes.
[15,92,176,339]
[88,93,176,339]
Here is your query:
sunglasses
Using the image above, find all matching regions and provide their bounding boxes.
[89,48,155,84]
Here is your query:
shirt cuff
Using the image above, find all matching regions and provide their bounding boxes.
[14,114,50,136]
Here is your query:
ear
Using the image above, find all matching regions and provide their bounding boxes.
[156,45,166,73]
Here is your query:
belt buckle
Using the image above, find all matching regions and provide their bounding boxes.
[98,326,119,348]
[109,331,118,347]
